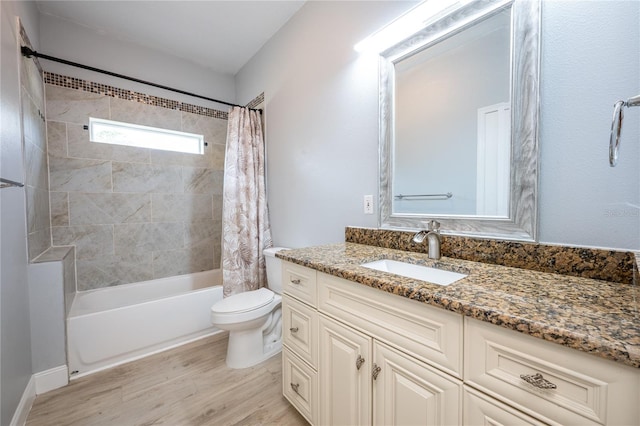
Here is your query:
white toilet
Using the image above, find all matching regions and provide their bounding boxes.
[210,247,287,369]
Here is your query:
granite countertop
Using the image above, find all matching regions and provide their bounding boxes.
[277,242,640,369]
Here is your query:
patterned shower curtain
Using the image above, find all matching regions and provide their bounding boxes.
[222,106,273,297]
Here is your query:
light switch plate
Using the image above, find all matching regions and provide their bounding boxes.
[364,195,374,214]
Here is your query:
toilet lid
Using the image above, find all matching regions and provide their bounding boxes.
[212,288,275,314]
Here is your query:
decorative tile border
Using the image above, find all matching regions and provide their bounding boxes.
[44,73,265,120]
[345,227,638,285]
[45,72,228,119]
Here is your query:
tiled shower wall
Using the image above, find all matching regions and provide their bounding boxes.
[21,35,51,261]
[45,83,228,290]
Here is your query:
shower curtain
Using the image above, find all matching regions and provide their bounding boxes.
[222,106,273,297]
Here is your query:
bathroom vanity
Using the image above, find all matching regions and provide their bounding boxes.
[279,243,640,426]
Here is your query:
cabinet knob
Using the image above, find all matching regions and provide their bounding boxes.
[372,364,381,380]
[520,373,557,389]
[356,355,365,370]
[289,327,299,333]
[290,278,301,285]
[290,382,300,394]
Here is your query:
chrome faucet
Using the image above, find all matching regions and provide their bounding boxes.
[412,220,442,260]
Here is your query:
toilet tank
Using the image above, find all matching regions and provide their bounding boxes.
[264,247,288,295]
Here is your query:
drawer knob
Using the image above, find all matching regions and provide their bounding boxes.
[356,355,365,370]
[520,373,557,389]
[290,382,300,394]
[289,327,299,333]
[290,278,301,285]
[372,364,381,380]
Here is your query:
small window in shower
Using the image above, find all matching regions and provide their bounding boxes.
[89,117,204,155]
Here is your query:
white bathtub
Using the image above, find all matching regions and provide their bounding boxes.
[67,270,223,378]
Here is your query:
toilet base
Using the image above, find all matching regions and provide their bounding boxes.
[223,307,283,369]
[225,329,282,369]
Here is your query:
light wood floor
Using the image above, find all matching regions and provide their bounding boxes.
[26,334,308,426]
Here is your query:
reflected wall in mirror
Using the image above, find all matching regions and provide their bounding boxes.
[395,10,511,216]
[379,0,540,240]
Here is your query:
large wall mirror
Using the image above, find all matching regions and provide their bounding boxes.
[379,0,540,240]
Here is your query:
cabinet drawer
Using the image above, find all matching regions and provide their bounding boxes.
[318,272,463,378]
[283,294,318,368]
[464,385,546,426]
[465,317,640,425]
[283,348,318,425]
[282,262,317,307]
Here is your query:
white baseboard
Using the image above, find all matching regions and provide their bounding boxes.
[9,366,69,426]
[35,365,68,394]
[9,376,36,426]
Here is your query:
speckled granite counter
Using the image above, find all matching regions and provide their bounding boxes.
[277,243,640,369]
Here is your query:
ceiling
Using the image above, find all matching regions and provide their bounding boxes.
[36,1,307,75]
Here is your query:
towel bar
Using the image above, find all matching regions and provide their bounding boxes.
[395,192,452,200]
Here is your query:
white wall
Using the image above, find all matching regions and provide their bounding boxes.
[538,0,639,249]
[39,13,237,111]
[237,0,640,251]
[236,1,419,248]
[0,2,39,424]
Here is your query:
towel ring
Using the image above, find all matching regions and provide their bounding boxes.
[610,95,640,167]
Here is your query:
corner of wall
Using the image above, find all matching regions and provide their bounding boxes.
[8,376,35,426]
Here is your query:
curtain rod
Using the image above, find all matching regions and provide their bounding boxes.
[21,46,260,111]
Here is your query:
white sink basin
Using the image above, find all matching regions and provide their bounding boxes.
[360,259,467,286]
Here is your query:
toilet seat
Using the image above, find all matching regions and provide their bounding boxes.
[210,288,281,325]
[212,288,274,314]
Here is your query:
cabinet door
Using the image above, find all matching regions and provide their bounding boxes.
[373,341,462,426]
[319,315,372,426]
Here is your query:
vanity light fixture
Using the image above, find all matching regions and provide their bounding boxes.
[354,0,472,54]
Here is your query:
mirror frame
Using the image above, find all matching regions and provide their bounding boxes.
[379,0,540,241]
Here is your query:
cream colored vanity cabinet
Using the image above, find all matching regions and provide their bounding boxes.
[317,271,463,426]
[317,272,463,378]
[281,260,640,426]
[465,317,640,426]
[282,262,464,425]
[318,314,462,425]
